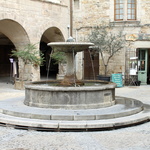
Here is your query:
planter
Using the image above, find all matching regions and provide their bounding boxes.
[14,80,24,90]
[135,80,141,86]
[97,75,111,82]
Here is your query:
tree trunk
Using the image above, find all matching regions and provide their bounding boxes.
[104,65,108,76]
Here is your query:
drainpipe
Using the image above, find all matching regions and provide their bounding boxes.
[70,0,73,37]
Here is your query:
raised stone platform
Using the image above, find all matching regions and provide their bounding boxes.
[0,96,149,131]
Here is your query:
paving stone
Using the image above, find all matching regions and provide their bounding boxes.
[0,81,150,150]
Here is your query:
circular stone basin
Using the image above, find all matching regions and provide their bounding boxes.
[24,80,116,109]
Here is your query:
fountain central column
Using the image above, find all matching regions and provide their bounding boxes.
[65,52,74,76]
[60,51,83,86]
[47,41,94,86]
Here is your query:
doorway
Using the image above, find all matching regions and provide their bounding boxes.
[137,48,150,85]
[40,42,58,80]
[84,50,99,80]
[0,19,30,83]
[0,34,16,83]
[40,27,65,80]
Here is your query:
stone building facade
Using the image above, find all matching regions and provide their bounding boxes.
[73,0,150,85]
[1,0,150,86]
[0,0,69,87]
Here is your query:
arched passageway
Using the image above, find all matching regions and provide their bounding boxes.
[0,33,15,79]
[0,19,30,83]
[40,27,65,79]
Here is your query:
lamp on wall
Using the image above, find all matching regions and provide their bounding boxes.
[67,25,70,38]
[9,58,13,83]
[9,58,13,63]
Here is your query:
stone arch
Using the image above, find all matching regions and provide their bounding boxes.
[39,19,68,41]
[41,26,65,43]
[40,27,65,79]
[0,19,30,81]
[0,19,30,47]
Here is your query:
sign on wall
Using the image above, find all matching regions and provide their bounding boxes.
[126,33,150,41]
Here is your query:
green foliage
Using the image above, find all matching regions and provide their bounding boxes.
[89,25,125,55]
[11,43,45,66]
[88,25,126,76]
[51,51,66,64]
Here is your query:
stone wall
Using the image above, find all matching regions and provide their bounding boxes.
[73,0,150,81]
[2,0,150,83]
[0,0,69,82]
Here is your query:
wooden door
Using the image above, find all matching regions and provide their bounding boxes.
[84,50,99,80]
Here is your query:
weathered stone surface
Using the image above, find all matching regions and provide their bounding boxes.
[24,80,116,109]
[73,0,150,78]
[1,0,150,85]
[0,0,69,82]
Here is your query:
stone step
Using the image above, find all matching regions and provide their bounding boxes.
[0,96,144,121]
[0,96,149,131]
[0,109,149,131]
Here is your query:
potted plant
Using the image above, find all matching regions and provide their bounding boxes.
[11,43,44,89]
[88,24,126,81]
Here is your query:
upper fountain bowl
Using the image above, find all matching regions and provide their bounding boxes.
[47,42,94,53]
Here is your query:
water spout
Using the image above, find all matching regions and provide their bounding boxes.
[46,49,54,82]
[88,49,96,80]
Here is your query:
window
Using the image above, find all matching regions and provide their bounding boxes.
[114,0,136,21]
[115,0,124,20]
[127,0,136,20]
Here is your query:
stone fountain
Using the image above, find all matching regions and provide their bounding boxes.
[24,39,116,109]
[0,38,149,131]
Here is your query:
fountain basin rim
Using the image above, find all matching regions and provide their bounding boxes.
[47,42,94,46]
[25,80,116,92]
[47,42,94,52]
[24,80,116,109]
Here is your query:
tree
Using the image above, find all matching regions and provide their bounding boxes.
[88,25,126,76]
[11,43,44,81]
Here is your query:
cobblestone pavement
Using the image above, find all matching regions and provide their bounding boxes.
[0,80,150,150]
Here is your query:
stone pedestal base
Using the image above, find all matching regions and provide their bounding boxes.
[56,74,65,80]
[60,74,84,86]
[14,80,24,90]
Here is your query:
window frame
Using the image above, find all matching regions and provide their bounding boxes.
[114,0,124,21]
[127,0,137,20]
[114,0,137,21]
